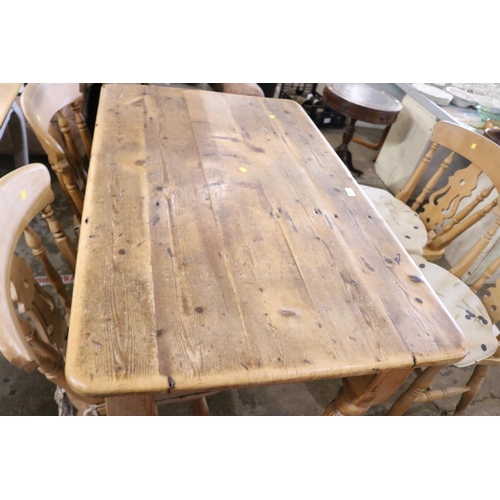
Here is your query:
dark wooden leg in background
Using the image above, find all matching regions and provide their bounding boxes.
[351,124,392,162]
[371,125,391,161]
[323,369,412,416]
[192,396,210,416]
[8,102,29,168]
[335,118,363,177]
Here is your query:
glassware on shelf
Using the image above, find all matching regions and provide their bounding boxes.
[471,83,494,96]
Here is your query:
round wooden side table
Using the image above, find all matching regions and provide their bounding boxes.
[323,84,402,176]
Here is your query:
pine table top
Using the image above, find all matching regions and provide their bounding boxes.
[66,84,468,397]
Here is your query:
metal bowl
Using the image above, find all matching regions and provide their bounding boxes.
[484,127,500,146]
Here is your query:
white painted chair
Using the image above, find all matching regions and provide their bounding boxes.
[386,216,500,415]
[361,121,500,261]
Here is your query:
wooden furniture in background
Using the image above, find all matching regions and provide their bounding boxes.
[0,83,28,168]
[322,84,402,176]
[484,127,500,146]
[20,83,92,232]
[210,83,265,98]
[387,213,500,416]
[0,164,102,415]
[65,84,468,416]
[362,121,500,261]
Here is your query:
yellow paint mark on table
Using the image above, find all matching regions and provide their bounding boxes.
[20,190,27,200]
[471,143,477,149]
[269,115,275,119]
[238,167,248,173]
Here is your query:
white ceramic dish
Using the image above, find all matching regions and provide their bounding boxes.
[428,83,447,89]
[475,95,500,114]
[445,86,477,108]
[412,83,453,106]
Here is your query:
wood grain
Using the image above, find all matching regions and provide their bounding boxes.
[66,84,468,399]
[0,83,21,128]
[106,394,157,416]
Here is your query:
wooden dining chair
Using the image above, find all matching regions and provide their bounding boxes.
[386,210,500,415]
[20,83,92,232]
[0,164,214,416]
[361,121,500,261]
[0,163,105,415]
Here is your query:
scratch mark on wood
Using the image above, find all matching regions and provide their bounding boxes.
[360,257,375,272]
[285,213,298,232]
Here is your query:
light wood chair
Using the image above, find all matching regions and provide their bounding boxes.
[0,164,214,416]
[0,163,104,415]
[386,212,500,415]
[20,83,92,232]
[361,121,500,261]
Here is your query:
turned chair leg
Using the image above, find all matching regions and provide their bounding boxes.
[387,366,441,416]
[454,365,491,416]
[323,370,412,416]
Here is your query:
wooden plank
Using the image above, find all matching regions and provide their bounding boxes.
[260,97,468,364]
[66,84,469,398]
[66,85,166,396]
[106,394,157,416]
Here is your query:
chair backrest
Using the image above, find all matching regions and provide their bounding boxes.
[20,84,92,225]
[0,164,89,405]
[443,206,500,342]
[395,121,500,255]
[463,239,500,328]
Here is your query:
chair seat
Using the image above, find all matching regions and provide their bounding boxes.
[361,185,428,256]
[411,255,499,368]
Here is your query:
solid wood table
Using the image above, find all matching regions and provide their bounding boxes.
[323,84,402,177]
[66,84,468,416]
[0,83,29,168]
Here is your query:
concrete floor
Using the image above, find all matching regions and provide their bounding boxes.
[1,118,499,416]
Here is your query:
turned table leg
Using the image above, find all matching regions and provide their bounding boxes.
[105,394,158,416]
[323,369,412,416]
[192,396,210,416]
[335,118,363,177]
